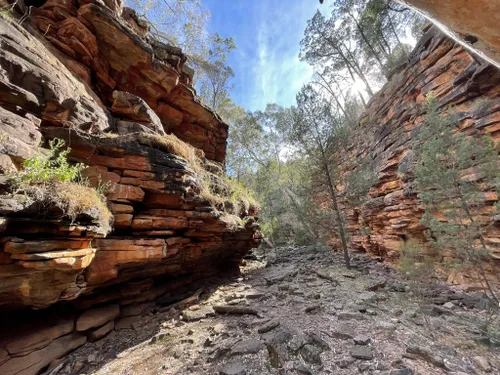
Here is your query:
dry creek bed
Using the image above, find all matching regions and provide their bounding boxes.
[55,245,499,375]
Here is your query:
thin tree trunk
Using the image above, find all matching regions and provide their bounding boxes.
[314,126,351,268]
[457,192,499,303]
[348,12,388,76]
[314,72,348,118]
[324,161,350,268]
[388,14,403,47]
[339,40,374,96]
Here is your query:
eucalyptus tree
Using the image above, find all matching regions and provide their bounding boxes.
[303,0,426,100]
[199,61,235,112]
[127,0,236,111]
[300,10,375,98]
[292,84,353,267]
[229,105,319,243]
[334,0,390,77]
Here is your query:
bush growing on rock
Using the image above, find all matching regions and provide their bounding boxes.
[15,138,84,184]
[414,95,500,302]
[7,138,112,233]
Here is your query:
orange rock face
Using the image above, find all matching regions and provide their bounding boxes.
[333,26,500,287]
[29,0,228,163]
[0,2,260,373]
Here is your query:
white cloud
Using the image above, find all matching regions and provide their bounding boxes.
[247,0,316,110]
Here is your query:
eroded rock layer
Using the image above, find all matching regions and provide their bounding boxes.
[337,26,500,286]
[0,1,260,374]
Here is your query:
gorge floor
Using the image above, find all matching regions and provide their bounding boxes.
[60,246,499,375]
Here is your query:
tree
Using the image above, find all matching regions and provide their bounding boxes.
[300,10,375,98]
[301,0,426,103]
[227,104,320,245]
[292,84,354,267]
[128,0,236,111]
[414,96,500,303]
[128,0,211,58]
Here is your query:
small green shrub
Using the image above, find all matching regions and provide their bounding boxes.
[8,138,112,233]
[399,238,436,279]
[225,177,260,214]
[15,139,84,185]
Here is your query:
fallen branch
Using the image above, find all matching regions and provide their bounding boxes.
[158,288,204,312]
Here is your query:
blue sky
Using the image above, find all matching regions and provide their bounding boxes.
[202,0,322,111]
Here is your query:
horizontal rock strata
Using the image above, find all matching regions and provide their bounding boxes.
[0,1,260,374]
[335,26,500,286]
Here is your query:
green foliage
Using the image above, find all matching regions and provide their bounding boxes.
[344,160,378,205]
[7,139,112,233]
[225,176,260,214]
[127,0,236,112]
[0,8,12,21]
[414,96,500,300]
[301,0,424,99]
[15,139,84,185]
[385,43,412,71]
[399,238,436,278]
[359,116,370,127]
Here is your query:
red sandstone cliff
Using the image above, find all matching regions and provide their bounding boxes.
[0,1,260,374]
[335,25,500,288]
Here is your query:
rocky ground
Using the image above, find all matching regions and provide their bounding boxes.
[54,246,499,375]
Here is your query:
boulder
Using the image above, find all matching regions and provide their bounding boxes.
[111,91,165,135]
[88,320,114,342]
[350,346,373,360]
[0,333,86,375]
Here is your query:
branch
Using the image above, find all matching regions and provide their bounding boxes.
[387,3,411,13]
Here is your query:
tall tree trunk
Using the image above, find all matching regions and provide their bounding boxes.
[314,72,348,118]
[338,40,374,96]
[457,189,499,303]
[388,14,403,47]
[315,132,351,268]
[323,161,350,268]
[348,12,388,77]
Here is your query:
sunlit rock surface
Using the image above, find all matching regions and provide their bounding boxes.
[333,26,500,287]
[0,1,260,373]
[399,0,500,69]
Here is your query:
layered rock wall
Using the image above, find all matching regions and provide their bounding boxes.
[337,26,500,286]
[0,1,260,374]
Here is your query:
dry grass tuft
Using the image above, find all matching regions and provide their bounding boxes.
[23,181,113,234]
[133,133,204,170]
[127,132,260,223]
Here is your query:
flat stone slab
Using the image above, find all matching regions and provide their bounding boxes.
[353,334,371,345]
[182,306,215,321]
[231,339,264,355]
[257,319,280,334]
[350,346,374,360]
[219,361,246,375]
[330,327,355,340]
